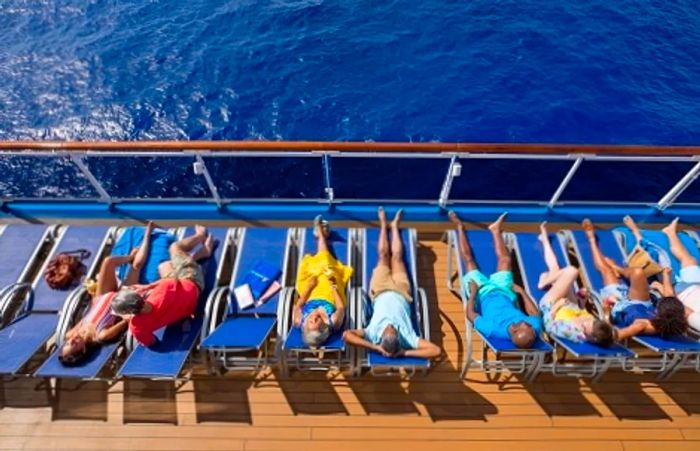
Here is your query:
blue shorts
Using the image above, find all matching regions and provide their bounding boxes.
[600,283,647,305]
[462,270,516,302]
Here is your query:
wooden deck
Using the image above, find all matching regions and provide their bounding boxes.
[2,232,700,451]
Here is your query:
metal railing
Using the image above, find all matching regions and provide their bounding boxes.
[1,141,700,211]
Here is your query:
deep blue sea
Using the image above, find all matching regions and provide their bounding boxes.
[1,0,700,144]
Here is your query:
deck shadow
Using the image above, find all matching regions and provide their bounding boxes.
[193,377,254,423]
[587,375,670,420]
[348,375,419,415]
[0,377,51,409]
[657,373,700,415]
[123,379,177,424]
[520,374,601,417]
[51,379,109,421]
[277,370,349,416]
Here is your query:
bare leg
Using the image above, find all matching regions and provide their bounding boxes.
[489,213,510,272]
[449,211,478,272]
[542,266,579,304]
[537,221,566,289]
[390,209,407,275]
[663,217,698,268]
[170,224,207,258]
[124,221,153,286]
[614,266,651,301]
[191,234,214,261]
[582,219,620,286]
[623,215,644,244]
[377,207,390,268]
[315,217,330,255]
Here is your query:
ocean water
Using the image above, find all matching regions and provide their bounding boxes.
[1,0,700,144]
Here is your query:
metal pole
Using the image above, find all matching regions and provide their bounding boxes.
[322,153,334,203]
[657,160,700,210]
[548,156,583,208]
[438,155,461,208]
[193,154,223,208]
[69,153,113,204]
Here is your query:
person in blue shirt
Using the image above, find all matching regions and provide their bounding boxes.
[343,207,441,359]
[450,211,543,349]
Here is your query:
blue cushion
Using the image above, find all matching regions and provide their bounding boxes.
[35,341,119,379]
[113,227,176,284]
[285,326,344,351]
[553,336,636,358]
[0,225,48,289]
[634,335,700,352]
[367,351,429,368]
[0,314,58,374]
[201,316,277,349]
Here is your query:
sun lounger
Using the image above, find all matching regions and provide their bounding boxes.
[514,231,633,382]
[116,227,231,380]
[355,228,430,377]
[200,228,295,373]
[280,227,356,373]
[446,230,552,381]
[566,229,700,379]
[0,224,54,324]
[34,226,180,380]
[613,227,700,277]
[0,225,112,375]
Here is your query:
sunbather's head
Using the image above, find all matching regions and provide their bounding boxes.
[380,325,400,355]
[302,310,331,346]
[588,319,614,347]
[59,333,90,365]
[651,297,688,338]
[111,288,145,318]
[509,322,536,349]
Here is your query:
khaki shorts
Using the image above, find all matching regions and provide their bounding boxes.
[163,254,205,293]
[369,263,412,302]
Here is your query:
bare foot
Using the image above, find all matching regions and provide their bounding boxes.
[145,221,154,236]
[313,215,330,238]
[537,272,551,290]
[488,212,508,233]
[391,208,403,229]
[448,210,463,229]
[538,221,548,243]
[195,224,207,238]
[203,234,215,256]
[622,215,636,230]
[378,206,387,228]
[662,217,680,236]
[582,218,595,239]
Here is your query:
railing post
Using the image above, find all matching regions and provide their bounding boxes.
[193,154,223,208]
[438,155,461,208]
[547,156,583,208]
[322,153,334,204]
[69,153,113,204]
[656,160,700,210]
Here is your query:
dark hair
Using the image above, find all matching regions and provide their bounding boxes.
[380,326,400,355]
[58,341,94,366]
[111,288,145,315]
[651,297,688,338]
[589,320,614,348]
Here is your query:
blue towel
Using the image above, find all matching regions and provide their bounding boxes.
[241,260,281,300]
[112,227,176,284]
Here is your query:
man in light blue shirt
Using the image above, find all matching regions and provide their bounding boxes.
[343,208,441,359]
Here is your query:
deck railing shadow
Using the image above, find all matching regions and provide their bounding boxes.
[656,372,700,416]
[192,375,254,423]
[123,379,177,424]
[585,373,671,420]
[0,377,51,410]
[501,373,601,417]
[275,368,349,416]
[51,379,109,422]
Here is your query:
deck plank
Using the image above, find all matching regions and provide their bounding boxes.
[0,232,699,450]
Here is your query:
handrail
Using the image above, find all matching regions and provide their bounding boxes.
[1,140,700,155]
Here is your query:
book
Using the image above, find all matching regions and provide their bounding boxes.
[242,260,282,300]
[233,283,255,311]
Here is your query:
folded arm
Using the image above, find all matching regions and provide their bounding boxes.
[401,338,441,359]
[615,319,654,341]
[513,284,539,316]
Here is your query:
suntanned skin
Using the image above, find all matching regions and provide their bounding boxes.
[343,207,441,360]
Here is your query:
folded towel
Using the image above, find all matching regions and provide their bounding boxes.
[296,250,353,305]
[112,227,176,284]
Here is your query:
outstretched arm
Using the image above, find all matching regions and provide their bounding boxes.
[330,285,345,330]
[466,280,479,323]
[96,319,128,343]
[615,319,654,341]
[661,267,675,297]
[513,284,539,316]
[400,338,441,359]
[343,329,387,356]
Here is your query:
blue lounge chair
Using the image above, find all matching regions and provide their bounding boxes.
[0,225,113,375]
[565,229,700,379]
[0,224,54,324]
[446,229,552,382]
[355,228,430,377]
[116,227,231,380]
[200,228,295,373]
[280,227,356,374]
[513,231,633,382]
[34,226,180,380]
[613,227,700,277]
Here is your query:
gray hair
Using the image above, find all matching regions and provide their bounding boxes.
[111,288,145,315]
[302,322,331,347]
